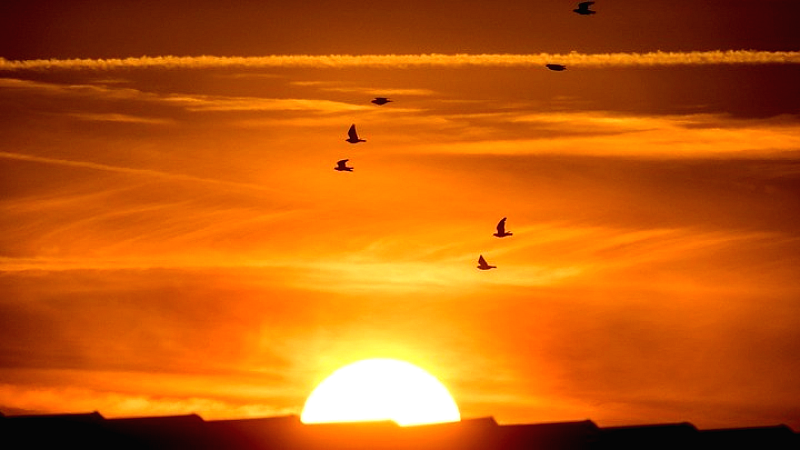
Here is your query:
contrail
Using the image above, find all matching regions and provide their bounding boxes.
[0,151,276,193]
[1,51,799,71]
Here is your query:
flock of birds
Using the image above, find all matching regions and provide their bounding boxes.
[333,2,598,270]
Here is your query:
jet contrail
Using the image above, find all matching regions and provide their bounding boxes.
[1,51,798,71]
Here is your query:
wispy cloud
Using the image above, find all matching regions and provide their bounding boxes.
[0,77,144,99]
[407,112,800,157]
[163,95,369,113]
[0,375,300,419]
[289,82,436,97]
[0,151,277,192]
[2,51,798,71]
[67,112,174,125]
[0,77,369,114]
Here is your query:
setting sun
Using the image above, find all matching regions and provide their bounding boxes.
[300,359,461,426]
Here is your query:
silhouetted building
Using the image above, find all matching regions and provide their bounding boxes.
[104,414,209,450]
[699,425,798,450]
[1,412,116,448]
[1,411,797,449]
[205,415,303,450]
[599,422,699,450]
[498,420,600,450]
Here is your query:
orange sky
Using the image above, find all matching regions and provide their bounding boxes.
[1,0,800,430]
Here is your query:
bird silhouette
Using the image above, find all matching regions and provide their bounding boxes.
[493,217,513,238]
[334,159,353,171]
[546,64,567,71]
[477,255,497,270]
[371,97,392,105]
[573,1,596,15]
[346,124,366,143]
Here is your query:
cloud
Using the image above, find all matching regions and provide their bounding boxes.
[163,95,369,113]
[406,112,800,157]
[0,77,145,99]
[1,77,370,115]
[0,378,298,419]
[67,112,174,125]
[2,51,799,71]
[290,82,436,97]
[0,151,277,192]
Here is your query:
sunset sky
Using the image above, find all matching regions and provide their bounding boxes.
[1,0,799,430]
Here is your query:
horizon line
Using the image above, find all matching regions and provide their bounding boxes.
[2,410,796,432]
[2,50,799,71]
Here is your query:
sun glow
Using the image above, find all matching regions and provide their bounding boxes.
[300,359,461,426]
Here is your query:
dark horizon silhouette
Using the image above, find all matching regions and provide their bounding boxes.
[1,411,796,450]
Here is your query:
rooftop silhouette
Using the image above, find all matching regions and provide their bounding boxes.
[1,412,796,450]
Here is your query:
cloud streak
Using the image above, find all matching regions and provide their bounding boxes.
[0,78,368,114]
[0,151,276,193]
[408,112,800,157]
[2,51,799,71]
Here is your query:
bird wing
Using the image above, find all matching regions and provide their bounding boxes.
[496,217,507,234]
[337,159,349,168]
[348,124,358,140]
[478,255,487,265]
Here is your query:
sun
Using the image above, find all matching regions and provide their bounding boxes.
[300,358,461,426]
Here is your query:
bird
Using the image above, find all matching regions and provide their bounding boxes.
[334,159,353,171]
[371,97,392,105]
[477,255,497,270]
[493,217,513,238]
[346,124,366,143]
[573,1,596,15]
[546,64,567,71]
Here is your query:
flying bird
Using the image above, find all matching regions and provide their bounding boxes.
[371,97,392,105]
[546,64,567,71]
[346,124,366,143]
[573,1,596,15]
[334,159,353,172]
[493,217,513,238]
[477,255,497,270]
